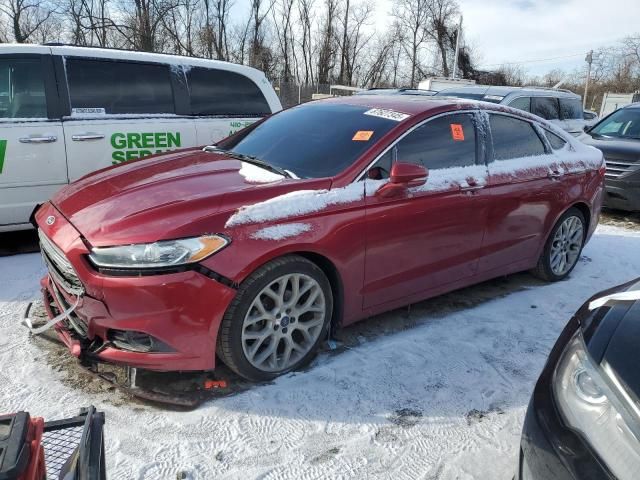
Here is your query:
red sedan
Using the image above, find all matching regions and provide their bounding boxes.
[34,96,605,381]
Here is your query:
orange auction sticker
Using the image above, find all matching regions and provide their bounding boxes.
[450,124,465,141]
[352,130,374,141]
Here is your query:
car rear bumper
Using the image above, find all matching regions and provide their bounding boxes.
[604,177,640,212]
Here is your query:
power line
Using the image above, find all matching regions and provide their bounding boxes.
[478,52,587,68]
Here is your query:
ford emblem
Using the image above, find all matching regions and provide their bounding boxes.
[46,215,55,225]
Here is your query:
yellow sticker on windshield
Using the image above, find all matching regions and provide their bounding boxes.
[353,130,374,141]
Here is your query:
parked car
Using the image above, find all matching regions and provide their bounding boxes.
[435,85,587,136]
[517,279,640,480]
[579,102,640,212]
[32,96,605,382]
[583,109,599,127]
[356,87,437,96]
[0,44,282,232]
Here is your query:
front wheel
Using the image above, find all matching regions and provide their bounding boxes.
[532,208,586,282]
[216,255,333,381]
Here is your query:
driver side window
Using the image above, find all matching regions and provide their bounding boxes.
[368,113,477,181]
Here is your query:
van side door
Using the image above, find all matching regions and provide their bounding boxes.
[185,66,273,145]
[60,55,197,181]
[0,52,67,230]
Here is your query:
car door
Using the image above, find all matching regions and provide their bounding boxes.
[0,52,67,229]
[362,111,490,309]
[479,112,565,273]
[184,66,272,145]
[60,55,197,182]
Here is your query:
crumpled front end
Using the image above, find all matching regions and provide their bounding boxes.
[34,202,237,372]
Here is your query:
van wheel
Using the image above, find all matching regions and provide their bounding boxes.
[532,208,586,282]
[216,255,333,382]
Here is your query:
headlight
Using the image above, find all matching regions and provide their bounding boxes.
[88,235,229,269]
[554,332,640,479]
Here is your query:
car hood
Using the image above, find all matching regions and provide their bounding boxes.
[578,133,640,163]
[582,278,640,399]
[51,149,330,246]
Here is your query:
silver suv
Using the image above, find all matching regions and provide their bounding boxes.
[435,85,586,136]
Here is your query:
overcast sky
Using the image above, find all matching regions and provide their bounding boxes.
[369,0,640,76]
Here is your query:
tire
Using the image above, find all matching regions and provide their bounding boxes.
[532,207,586,282]
[216,255,333,382]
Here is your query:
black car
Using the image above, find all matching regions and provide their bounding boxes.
[518,278,640,479]
[579,103,640,212]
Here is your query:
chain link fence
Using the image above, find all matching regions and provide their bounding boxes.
[272,81,361,108]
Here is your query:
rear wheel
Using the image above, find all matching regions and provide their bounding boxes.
[217,255,333,381]
[532,208,586,282]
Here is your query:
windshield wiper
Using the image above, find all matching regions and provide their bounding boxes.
[203,146,291,178]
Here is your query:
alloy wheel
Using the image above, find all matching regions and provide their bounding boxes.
[550,215,584,276]
[241,273,327,372]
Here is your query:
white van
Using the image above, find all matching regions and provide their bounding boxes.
[0,44,282,232]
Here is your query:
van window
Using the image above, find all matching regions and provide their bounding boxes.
[66,58,175,114]
[508,97,531,112]
[187,67,270,116]
[489,114,546,160]
[532,97,560,120]
[0,58,47,119]
[395,113,477,169]
[559,98,583,120]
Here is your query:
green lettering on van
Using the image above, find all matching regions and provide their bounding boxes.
[167,132,180,148]
[140,132,154,148]
[112,150,126,164]
[111,133,127,149]
[0,140,6,174]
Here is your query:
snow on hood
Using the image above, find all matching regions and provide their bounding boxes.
[226,181,377,227]
[251,223,312,240]
[238,162,284,183]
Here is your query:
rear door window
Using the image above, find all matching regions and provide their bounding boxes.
[559,98,583,120]
[65,58,175,114]
[532,97,560,120]
[187,67,270,116]
[395,113,477,169]
[489,114,546,160]
[0,58,47,119]
[507,97,531,113]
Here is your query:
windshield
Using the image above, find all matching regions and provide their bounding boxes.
[590,108,640,139]
[217,103,403,178]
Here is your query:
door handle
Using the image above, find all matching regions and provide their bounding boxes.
[71,133,105,141]
[19,135,57,144]
[547,170,563,180]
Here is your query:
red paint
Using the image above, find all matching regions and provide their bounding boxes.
[35,97,605,372]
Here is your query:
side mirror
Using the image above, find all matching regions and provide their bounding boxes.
[376,162,428,198]
[583,124,591,132]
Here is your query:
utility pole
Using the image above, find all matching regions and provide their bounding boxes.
[583,50,593,109]
[452,16,463,79]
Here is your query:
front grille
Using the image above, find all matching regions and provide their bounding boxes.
[604,158,639,179]
[39,229,84,296]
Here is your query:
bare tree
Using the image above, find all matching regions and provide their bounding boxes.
[297,0,314,84]
[392,0,429,87]
[0,0,56,43]
[424,0,458,77]
[272,0,295,81]
[317,0,338,84]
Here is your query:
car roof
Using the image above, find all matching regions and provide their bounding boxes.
[357,88,437,96]
[623,102,640,109]
[313,94,524,117]
[436,84,581,99]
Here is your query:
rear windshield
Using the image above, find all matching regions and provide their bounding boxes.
[590,108,640,139]
[218,103,404,178]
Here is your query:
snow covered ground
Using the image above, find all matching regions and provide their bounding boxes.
[1,223,640,479]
